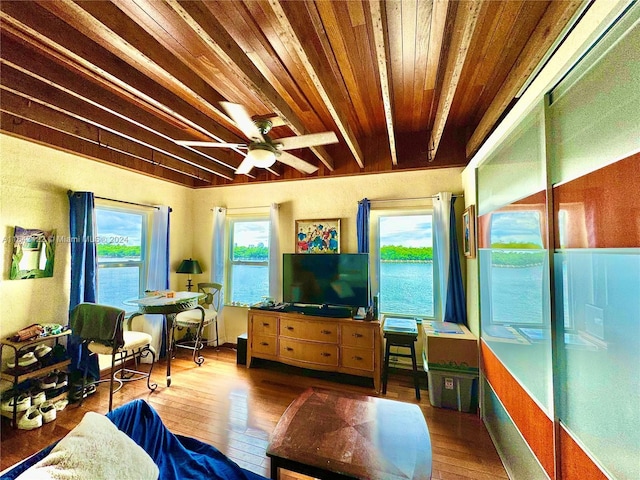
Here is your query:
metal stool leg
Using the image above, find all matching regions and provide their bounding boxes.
[382,338,391,394]
[410,342,421,400]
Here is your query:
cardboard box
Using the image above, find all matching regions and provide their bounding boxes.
[422,321,478,374]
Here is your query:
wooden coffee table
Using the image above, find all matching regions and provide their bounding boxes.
[267,388,432,479]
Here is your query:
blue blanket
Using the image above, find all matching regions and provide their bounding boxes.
[1,400,268,480]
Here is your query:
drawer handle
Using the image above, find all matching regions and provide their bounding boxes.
[262,322,270,327]
[285,347,293,351]
[352,333,363,338]
[320,352,331,357]
[286,326,294,330]
[321,329,331,335]
[353,355,363,361]
[260,342,269,346]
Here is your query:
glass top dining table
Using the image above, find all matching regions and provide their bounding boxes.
[124,291,205,386]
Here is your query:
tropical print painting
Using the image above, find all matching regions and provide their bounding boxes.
[295,219,340,253]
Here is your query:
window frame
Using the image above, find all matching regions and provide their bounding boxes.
[370,207,439,320]
[225,215,271,306]
[95,202,149,311]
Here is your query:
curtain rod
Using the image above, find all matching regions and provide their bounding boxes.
[94,195,167,211]
[210,205,272,212]
[359,194,463,204]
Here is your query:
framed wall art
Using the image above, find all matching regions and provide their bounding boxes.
[462,205,476,258]
[463,206,476,259]
[295,219,340,253]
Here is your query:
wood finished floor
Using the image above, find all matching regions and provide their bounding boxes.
[1,347,507,479]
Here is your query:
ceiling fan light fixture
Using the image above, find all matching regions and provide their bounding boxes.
[247,147,277,168]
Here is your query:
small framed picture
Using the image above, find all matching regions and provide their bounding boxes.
[295,219,340,253]
[463,206,476,259]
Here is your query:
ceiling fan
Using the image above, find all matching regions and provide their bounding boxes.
[176,102,338,175]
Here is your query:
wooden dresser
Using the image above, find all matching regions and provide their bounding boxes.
[247,309,382,392]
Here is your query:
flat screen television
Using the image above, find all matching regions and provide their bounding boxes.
[282,253,369,308]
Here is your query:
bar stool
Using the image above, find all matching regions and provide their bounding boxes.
[382,318,421,400]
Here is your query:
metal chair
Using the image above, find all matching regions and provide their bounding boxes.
[174,282,222,365]
[70,303,157,412]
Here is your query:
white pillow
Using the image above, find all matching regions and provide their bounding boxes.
[16,411,159,480]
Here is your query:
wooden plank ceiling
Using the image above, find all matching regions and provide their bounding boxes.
[0,1,583,188]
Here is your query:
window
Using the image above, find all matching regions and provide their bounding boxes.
[227,217,270,305]
[373,212,435,317]
[95,206,147,310]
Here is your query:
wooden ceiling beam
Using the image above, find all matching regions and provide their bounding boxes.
[0,33,241,173]
[166,0,335,172]
[268,0,364,169]
[35,0,233,128]
[426,0,450,128]
[0,101,212,186]
[465,0,583,158]
[429,0,482,162]
[0,66,235,179]
[0,2,244,147]
[368,0,397,166]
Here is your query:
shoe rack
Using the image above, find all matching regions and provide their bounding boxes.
[1,330,71,428]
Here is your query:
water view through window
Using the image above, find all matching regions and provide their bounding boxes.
[378,215,434,317]
[229,219,269,305]
[95,208,145,309]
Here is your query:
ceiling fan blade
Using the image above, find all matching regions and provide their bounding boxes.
[235,156,254,175]
[278,131,338,150]
[277,151,318,174]
[220,102,264,142]
[176,140,247,148]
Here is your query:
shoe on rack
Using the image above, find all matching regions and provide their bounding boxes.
[6,352,41,374]
[30,389,46,407]
[50,344,69,363]
[18,406,43,430]
[37,373,58,390]
[53,370,68,388]
[1,393,31,413]
[53,398,68,411]
[69,383,97,402]
[34,344,53,366]
[39,401,57,423]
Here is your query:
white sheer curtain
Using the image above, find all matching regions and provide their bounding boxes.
[138,205,170,363]
[433,192,452,321]
[210,206,227,344]
[268,203,281,302]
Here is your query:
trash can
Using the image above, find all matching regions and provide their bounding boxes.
[237,333,248,365]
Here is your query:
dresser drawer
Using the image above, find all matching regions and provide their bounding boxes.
[252,334,277,356]
[280,318,338,343]
[279,338,339,366]
[341,324,375,348]
[341,346,374,371]
[251,314,278,336]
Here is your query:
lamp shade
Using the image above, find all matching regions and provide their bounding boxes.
[176,258,202,274]
[247,148,276,168]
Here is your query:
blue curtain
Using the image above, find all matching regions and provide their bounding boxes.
[444,197,467,324]
[356,198,372,306]
[356,198,370,253]
[67,191,99,380]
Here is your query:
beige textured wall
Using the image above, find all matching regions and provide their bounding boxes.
[0,134,192,340]
[1,131,466,348]
[191,167,465,342]
[461,165,479,337]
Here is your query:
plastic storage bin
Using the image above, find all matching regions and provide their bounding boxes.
[426,366,477,413]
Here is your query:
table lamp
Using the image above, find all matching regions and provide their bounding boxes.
[176,258,202,291]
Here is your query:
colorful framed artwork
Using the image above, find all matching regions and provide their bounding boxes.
[295,219,340,253]
[463,206,476,259]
